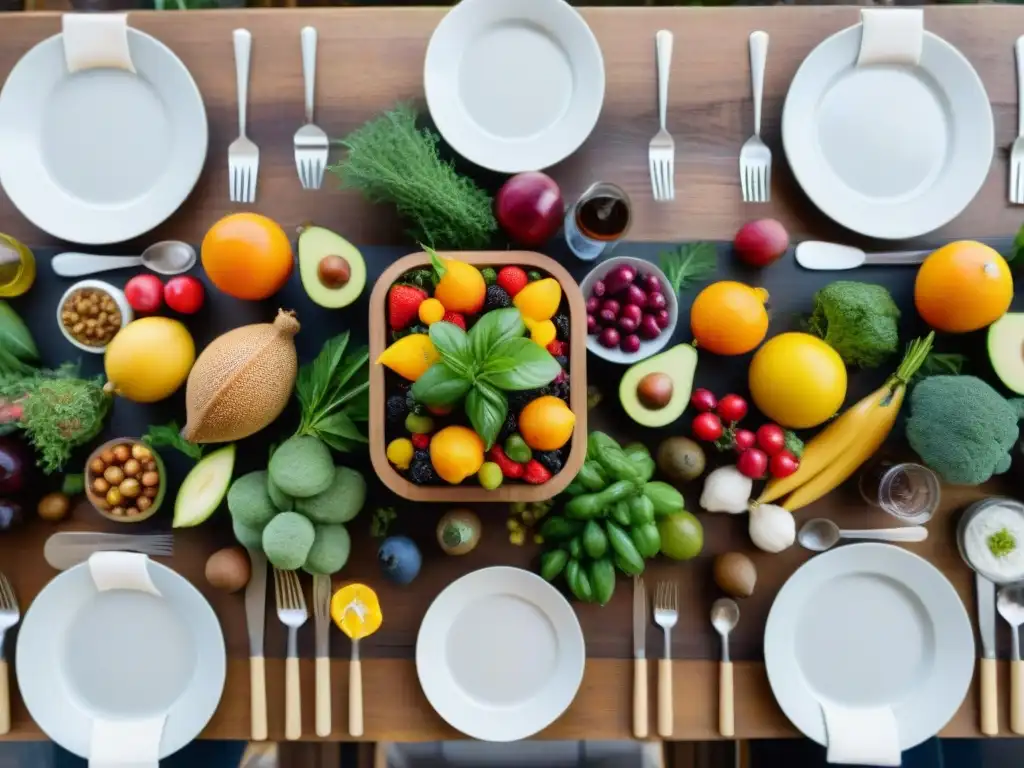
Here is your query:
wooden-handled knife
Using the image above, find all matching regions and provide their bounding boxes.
[246,549,268,741]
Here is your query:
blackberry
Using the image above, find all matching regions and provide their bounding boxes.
[555,355,569,370]
[413,449,430,464]
[553,314,570,341]
[386,395,408,425]
[549,378,570,401]
[409,460,438,485]
[405,390,425,416]
[535,451,563,474]
[499,409,519,440]
[484,284,512,311]
[507,388,543,411]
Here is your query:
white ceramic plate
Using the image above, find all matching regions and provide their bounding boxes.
[0,29,207,245]
[782,24,992,240]
[764,543,974,750]
[416,566,585,741]
[16,560,225,759]
[424,0,605,173]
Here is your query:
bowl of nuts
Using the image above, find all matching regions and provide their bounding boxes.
[57,280,133,354]
[85,438,166,523]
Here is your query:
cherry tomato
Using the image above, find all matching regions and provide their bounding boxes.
[124,274,163,313]
[756,423,786,456]
[736,448,768,479]
[692,412,723,442]
[164,276,205,314]
[716,394,748,423]
[733,429,756,452]
[690,388,717,413]
[770,450,800,479]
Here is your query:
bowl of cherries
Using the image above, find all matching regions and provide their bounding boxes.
[579,256,678,364]
[689,389,802,480]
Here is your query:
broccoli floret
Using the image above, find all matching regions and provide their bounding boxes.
[905,376,1024,485]
[807,281,900,368]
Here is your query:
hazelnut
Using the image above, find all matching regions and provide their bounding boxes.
[112,444,131,463]
[110,506,125,517]
[89,457,106,474]
[125,507,140,517]
[92,477,110,495]
[100,449,115,465]
[119,478,141,498]
[136,496,152,512]
[141,471,160,487]
[131,444,152,462]
[103,466,125,486]
[143,486,158,499]
[122,459,141,477]
[106,487,123,507]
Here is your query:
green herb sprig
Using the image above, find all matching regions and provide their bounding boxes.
[659,242,718,295]
[411,308,560,449]
[989,527,1017,559]
[294,332,370,453]
[144,422,203,461]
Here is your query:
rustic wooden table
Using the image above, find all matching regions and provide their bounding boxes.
[0,5,1020,743]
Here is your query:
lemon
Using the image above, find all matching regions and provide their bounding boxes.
[376,334,439,381]
[430,426,485,484]
[513,278,562,321]
[748,332,847,428]
[105,318,195,403]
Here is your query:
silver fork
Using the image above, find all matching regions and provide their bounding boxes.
[313,574,332,737]
[0,574,19,735]
[648,30,675,203]
[44,532,173,571]
[1011,36,1024,204]
[740,31,771,204]
[228,29,259,204]
[294,26,329,191]
[274,568,307,741]
[653,581,678,738]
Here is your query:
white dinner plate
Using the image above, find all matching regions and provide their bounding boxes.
[416,566,585,741]
[0,29,207,245]
[424,0,605,173]
[764,543,974,750]
[782,23,992,240]
[16,559,225,760]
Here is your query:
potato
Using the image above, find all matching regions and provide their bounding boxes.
[713,552,757,598]
[205,546,252,593]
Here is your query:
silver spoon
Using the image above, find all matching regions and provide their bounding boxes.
[998,585,1024,735]
[797,518,928,553]
[795,241,931,270]
[51,241,197,278]
[711,597,739,738]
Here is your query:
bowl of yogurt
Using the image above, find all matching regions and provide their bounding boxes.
[957,497,1024,584]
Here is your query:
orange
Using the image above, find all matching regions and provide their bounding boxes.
[690,281,769,355]
[331,584,382,640]
[914,241,1012,333]
[430,426,485,484]
[519,395,576,451]
[201,213,294,300]
[429,249,486,314]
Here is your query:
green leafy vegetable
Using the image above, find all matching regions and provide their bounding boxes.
[783,431,804,458]
[295,331,370,453]
[989,528,1017,559]
[144,422,203,460]
[328,104,497,249]
[659,243,718,295]
[917,352,967,380]
[807,281,900,368]
[0,301,37,366]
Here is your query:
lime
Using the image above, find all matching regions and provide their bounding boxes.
[478,462,503,490]
[657,511,704,560]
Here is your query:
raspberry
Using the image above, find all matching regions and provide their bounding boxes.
[497,266,529,297]
[487,445,524,479]
[442,311,466,330]
[411,433,430,450]
[546,340,568,356]
[522,459,552,484]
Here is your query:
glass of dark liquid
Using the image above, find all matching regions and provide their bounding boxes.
[563,182,631,261]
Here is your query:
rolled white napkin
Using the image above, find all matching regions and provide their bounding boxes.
[821,701,901,766]
[856,9,924,68]
[62,13,137,74]
[88,551,160,596]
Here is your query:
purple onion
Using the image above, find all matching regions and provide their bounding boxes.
[620,334,641,354]
[618,315,638,333]
[639,314,661,340]
[654,309,671,329]
[647,292,668,312]
[591,279,606,298]
[587,315,599,334]
[604,265,637,295]
[598,308,618,326]
[640,274,662,294]
[585,296,600,314]
[598,327,621,349]
[620,304,643,324]
[601,299,620,316]
[624,284,647,308]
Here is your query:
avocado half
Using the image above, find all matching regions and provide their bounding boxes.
[988,313,1024,395]
[298,225,367,309]
[619,344,697,427]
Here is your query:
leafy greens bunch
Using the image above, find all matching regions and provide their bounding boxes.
[294,331,370,453]
[411,309,561,449]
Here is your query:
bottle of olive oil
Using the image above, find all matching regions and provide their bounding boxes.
[0,234,34,298]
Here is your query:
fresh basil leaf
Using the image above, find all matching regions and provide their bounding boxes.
[469,308,526,362]
[315,430,360,454]
[345,390,370,422]
[429,321,472,376]
[327,345,369,396]
[411,363,472,407]
[314,411,368,444]
[466,382,507,450]
[300,331,350,413]
[483,338,561,390]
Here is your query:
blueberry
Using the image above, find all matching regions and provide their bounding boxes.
[378,536,422,585]
[386,395,407,425]
[535,451,563,474]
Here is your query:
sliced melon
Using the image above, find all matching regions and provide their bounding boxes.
[173,445,237,528]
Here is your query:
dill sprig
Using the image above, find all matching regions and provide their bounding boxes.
[329,104,497,250]
[659,242,718,295]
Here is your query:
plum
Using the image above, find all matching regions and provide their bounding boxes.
[586,296,600,313]
[587,315,599,334]
[647,292,668,312]
[620,334,641,354]
[598,327,620,348]
[604,265,637,295]
[733,219,789,268]
[639,314,661,340]
[624,284,647,308]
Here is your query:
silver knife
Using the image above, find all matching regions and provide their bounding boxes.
[313,574,332,737]
[246,548,268,741]
[978,572,998,735]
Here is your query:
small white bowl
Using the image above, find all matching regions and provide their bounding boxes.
[56,280,134,354]
[579,256,679,364]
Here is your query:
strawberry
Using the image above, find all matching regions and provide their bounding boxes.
[497,266,529,298]
[442,311,467,331]
[546,340,568,357]
[487,445,524,479]
[522,459,552,484]
[388,284,427,331]
[411,433,430,450]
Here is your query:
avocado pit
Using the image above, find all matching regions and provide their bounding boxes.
[318,255,351,289]
[637,372,673,410]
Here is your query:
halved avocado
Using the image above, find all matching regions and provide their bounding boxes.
[298,226,367,308]
[619,344,698,427]
[989,313,1024,394]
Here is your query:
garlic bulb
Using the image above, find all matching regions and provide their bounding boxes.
[749,503,796,553]
[699,465,752,514]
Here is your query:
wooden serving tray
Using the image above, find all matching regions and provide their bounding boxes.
[368,250,587,502]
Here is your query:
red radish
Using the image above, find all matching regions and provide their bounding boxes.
[587,315,599,334]
[692,412,723,441]
[733,429,756,452]
[733,219,790,268]
[598,327,620,348]
[737,448,768,479]
[756,424,786,455]
[770,450,800,478]
[654,309,671,329]
[624,284,647,307]
[620,334,641,354]
[716,394,748,423]
[603,265,637,295]
[495,172,563,246]
[164,276,204,314]
[638,314,660,340]
[691,388,717,413]
[124,274,163,313]
[586,296,600,313]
